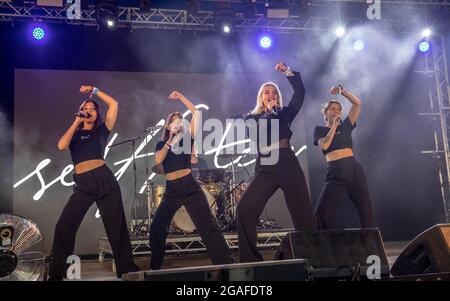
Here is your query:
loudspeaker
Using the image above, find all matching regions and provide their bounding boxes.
[391,224,450,276]
[124,265,223,281]
[123,259,309,281]
[223,259,308,281]
[275,228,389,280]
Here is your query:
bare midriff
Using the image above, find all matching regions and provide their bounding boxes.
[165,168,192,181]
[325,148,354,162]
[74,159,106,174]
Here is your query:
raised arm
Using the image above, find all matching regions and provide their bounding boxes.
[330,85,361,125]
[155,133,174,166]
[318,116,340,151]
[168,91,200,139]
[80,85,118,131]
[275,62,306,122]
[57,117,83,151]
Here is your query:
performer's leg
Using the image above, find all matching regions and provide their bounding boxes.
[280,165,317,230]
[149,196,181,270]
[236,171,279,262]
[49,190,94,279]
[96,184,139,277]
[184,189,235,265]
[347,160,375,228]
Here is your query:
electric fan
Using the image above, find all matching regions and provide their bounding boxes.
[0,214,47,281]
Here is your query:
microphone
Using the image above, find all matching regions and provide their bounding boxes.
[75,112,91,118]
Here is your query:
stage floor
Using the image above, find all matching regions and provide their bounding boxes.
[78,241,408,281]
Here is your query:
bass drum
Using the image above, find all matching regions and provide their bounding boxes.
[172,185,217,234]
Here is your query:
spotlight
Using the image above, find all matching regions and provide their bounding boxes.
[259,35,272,49]
[419,41,430,53]
[335,26,346,38]
[222,24,231,34]
[96,0,118,31]
[214,7,235,35]
[353,40,364,51]
[422,28,432,38]
[32,27,45,40]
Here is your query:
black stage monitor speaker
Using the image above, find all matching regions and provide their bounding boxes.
[275,228,389,280]
[391,224,450,276]
[123,259,309,281]
[124,265,223,281]
[223,259,308,281]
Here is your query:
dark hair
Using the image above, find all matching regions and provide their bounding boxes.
[76,100,103,131]
[161,112,182,141]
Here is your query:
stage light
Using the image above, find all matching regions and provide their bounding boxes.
[105,18,116,29]
[422,28,432,38]
[353,40,364,51]
[419,41,430,53]
[96,0,118,31]
[335,26,346,38]
[32,27,45,40]
[223,24,231,34]
[259,35,272,49]
[214,7,235,35]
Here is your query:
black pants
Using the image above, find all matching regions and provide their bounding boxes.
[236,148,316,263]
[49,164,138,278]
[149,173,234,270]
[315,156,374,229]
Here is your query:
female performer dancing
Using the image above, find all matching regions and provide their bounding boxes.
[48,86,138,280]
[236,62,316,263]
[313,85,374,229]
[150,91,234,270]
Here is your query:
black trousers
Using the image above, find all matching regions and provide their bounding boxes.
[149,173,234,270]
[236,148,316,263]
[315,156,374,229]
[49,164,138,278]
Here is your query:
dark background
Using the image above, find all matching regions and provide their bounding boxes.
[1,13,449,254]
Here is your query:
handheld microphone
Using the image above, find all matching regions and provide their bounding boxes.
[75,112,91,118]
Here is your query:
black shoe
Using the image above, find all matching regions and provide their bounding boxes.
[47,276,63,281]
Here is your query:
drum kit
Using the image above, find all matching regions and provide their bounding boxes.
[148,161,250,234]
[111,127,277,236]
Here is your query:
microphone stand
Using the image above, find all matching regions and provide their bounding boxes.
[109,126,161,236]
[110,136,143,235]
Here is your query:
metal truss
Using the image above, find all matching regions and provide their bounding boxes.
[418,35,450,223]
[98,229,289,262]
[0,1,439,32]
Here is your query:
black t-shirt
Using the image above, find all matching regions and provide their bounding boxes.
[69,123,111,165]
[245,71,305,153]
[155,135,194,174]
[313,117,356,155]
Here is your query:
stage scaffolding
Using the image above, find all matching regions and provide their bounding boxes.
[418,36,450,223]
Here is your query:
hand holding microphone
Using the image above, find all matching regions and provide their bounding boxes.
[75,111,91,119]
[332,112,342,126]
[268,99,278,115]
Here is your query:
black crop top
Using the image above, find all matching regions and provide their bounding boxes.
[69,123,111,165]
[313,117,356,155]
[155,135,194,174]
[244,71,305,153]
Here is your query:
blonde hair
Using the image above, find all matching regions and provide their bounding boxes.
[251,82,283,115]
[321,100,342,122]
